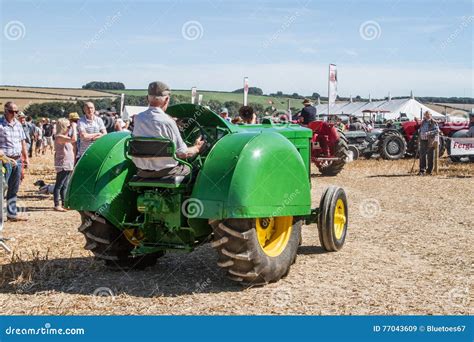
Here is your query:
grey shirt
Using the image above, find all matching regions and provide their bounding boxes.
[77,115,106,157]
[132,106,187,171]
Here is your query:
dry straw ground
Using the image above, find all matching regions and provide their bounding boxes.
[0,155,472,315]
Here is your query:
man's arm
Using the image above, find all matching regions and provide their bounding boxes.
[167,120,204,159]
[77,121,101,141]
[177,137,204,159]
[21,140,29,168]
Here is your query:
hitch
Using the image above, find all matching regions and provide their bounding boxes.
[304,208,319,226]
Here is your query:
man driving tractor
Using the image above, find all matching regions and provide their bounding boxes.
[132,81,204,178]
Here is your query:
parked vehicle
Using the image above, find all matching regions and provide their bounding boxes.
[65,104,349,285]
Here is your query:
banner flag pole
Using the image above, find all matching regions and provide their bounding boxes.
[191,87,197,104]
[243,77,249,106]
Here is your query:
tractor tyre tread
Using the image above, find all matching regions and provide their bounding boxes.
[318,130,349,176]
[210,218,302,285]
[79,211,163,271]
[378,130,407,160]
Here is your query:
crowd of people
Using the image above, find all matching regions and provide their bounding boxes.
[0,101,124,218]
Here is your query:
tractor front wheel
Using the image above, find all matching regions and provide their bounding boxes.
[78,211,163,270]
[210,216,302,285]
[318,186,348,251]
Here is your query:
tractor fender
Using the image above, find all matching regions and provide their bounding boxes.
[65,132,137,228]
[191,131,311,219]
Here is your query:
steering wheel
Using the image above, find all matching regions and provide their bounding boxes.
[176,117,211,159]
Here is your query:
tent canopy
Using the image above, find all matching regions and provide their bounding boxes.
[315,98,444,120]
[122,105,148,121]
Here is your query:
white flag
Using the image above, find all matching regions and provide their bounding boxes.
[120,93,125,118]
[191,87,197,104]
[243,77,249,106]
[328,64,337,107]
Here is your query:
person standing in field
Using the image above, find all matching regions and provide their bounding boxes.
[25,115,35,158]
[53,118,77,212]
[68,112,80,157]
[76,102,107,160]
[42,118,54,155]
[418,111,439,176]
[34,120,43,157]
[0,101,29,221]
[17,113,31,182]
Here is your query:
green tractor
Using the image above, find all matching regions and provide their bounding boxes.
[65,104,348,285]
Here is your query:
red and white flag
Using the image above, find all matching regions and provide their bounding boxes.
[191,87,197,104]
[243,77,249,106]
[328,64,337,107]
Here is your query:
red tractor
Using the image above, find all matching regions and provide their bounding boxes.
[439,117,470,162]
[307,121,349,176]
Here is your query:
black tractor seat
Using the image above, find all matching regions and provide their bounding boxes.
[128,174,186,188]
[125,137,192,189]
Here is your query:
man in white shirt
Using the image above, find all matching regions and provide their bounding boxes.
[132,81,204,178]
[77,102,107,159]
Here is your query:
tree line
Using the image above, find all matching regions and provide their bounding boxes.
[82,81,125,90]
[19,95,279,120]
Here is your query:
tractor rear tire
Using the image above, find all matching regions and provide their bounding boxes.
[79,211,163,270]
[210,217,302,285]
[378,131,407,160]
[318,186,348,251]
[318,131,349,176]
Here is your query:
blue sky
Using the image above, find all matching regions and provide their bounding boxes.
[0,0,472,97]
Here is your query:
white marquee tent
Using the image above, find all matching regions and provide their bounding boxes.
[122,105,147,121]
[315,97,444,120]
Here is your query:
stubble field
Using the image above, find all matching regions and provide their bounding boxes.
[0,154,472,315]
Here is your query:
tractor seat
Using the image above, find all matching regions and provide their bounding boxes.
[128,174,186,188]
[126,137,192,189]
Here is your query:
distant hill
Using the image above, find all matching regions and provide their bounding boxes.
[110,89,302,111]
[0,86,116,110]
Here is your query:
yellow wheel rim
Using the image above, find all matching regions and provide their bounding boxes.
[334,198,346,240]
[123,229,144,246]
[256,216,293,257]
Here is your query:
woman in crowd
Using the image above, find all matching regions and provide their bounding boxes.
[53,118,77,212]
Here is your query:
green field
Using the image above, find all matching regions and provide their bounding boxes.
[110,89,305,111]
